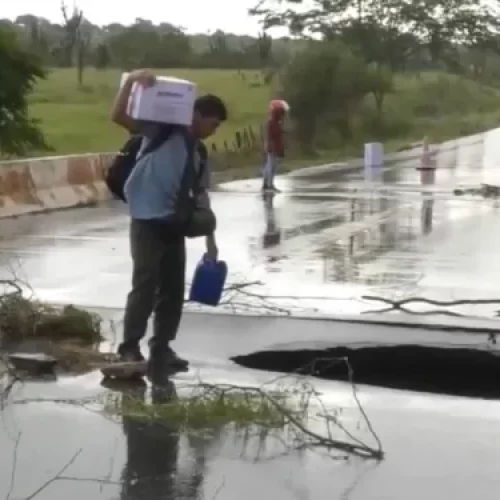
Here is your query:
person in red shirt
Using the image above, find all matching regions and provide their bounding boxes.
[262,100,288,192]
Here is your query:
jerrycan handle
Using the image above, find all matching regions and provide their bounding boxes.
[202,252,216,265]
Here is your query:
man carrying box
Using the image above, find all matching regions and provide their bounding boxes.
[110,69,227,372]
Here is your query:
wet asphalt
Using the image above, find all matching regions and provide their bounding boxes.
[1,129,500,499]
[0,129,499,318]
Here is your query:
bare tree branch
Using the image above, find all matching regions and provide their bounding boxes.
[6,432,21,500]
[211,479,226,499]
[362,294,500,318]
[21,448,82,500]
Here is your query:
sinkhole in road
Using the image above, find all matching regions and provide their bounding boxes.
[231,344,500,399]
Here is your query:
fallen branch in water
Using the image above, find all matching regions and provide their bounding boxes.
[2,366,383,461]
[5,432,119,499]
[6,432,21,500]
[15,443,82,500]
[363,295,500,308]
[186,278,356,316]
[103,358,383,460]
[0,353,384,500]
[210,479,226,500]
[0,356,21,409]
[21,449,82,499]
[214,280,296,315]
[362,294,500,318]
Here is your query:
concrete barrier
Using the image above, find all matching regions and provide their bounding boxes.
[0,152,116,218]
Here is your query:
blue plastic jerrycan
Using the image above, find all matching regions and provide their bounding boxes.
[189,254,228,306]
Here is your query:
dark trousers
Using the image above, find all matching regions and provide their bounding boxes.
[119,219,186,355]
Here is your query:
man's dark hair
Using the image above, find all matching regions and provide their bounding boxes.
[194,94,228,121]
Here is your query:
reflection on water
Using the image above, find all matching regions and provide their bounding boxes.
[257,153,442,288]
[105,378,312,500]
[241,132,500,313]
[421,199,434,235]
[319,167,437,284]
[419,169,435,235]
[318,193,401,283]
[119,380,180,499]
[261,192,281,250]
[111,379,212,500]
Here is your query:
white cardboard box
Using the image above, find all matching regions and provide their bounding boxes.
[122,74,197,126]
[363,142,384,183]
[364,142,383,168]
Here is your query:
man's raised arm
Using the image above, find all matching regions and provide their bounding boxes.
[110,69,156,134]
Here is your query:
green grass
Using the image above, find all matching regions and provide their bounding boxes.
[0,293,102,344]
[377,72,500,142]
[29,68,270,156]
[26,68,500,173]
[103,383,299,430]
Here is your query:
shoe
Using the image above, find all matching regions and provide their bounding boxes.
[147,350,188,386]
[164,346,189,369]
[117,346,145,363]
[101,377,147,392]
[149,346,189,371]
[270,185,281,193]
[105,346,146,381]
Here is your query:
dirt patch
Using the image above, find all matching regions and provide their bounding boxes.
[48,341,117,374]
[5,339,117,375]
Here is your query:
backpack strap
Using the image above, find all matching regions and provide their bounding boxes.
[195,141,208,190]
[139,124,178,159]
[135,125,207,216]
[174,131,210,215]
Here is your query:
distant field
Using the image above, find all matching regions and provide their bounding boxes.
[27,67,500,168]
[28,68,272,156]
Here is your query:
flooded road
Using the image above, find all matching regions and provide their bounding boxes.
[0,128,499,318]
[2,314,500,500]
[1,129,500,499]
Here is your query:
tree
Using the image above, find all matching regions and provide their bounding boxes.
[60,2,83,67]
[366,64,394,117]
[93,43,111,69]
[107,22,192,69]
[250,0,500,72]
[61,2,91,86]
[0,25,51,157]
[257,31,273,67]
[4,15,298,70]
[279,41,374,152]
[75,21,92,85]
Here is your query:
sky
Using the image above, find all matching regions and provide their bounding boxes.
[2,0,279,36]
